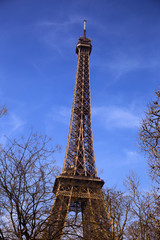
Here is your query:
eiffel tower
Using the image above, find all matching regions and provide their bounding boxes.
[42,20,111,240]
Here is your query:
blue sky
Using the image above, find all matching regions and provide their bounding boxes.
[0,0,160,190]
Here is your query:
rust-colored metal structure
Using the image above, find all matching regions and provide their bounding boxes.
[42,20,111,240]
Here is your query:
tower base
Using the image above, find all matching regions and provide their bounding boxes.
[41,175,111,240]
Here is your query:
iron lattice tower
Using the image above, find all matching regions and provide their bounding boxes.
[42,21,111,240]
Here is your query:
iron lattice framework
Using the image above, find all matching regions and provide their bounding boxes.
[42,21,111,240]
[62,23,97,178]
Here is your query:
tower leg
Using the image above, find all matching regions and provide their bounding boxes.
[91,199,111,239]
[82,199,98,240]
[81,189,111,240]
[42,186,73,240]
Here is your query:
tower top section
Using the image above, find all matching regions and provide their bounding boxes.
[76,20,92,55]
[62,20,97,178]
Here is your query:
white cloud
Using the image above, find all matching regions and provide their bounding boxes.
[92,105,140,129]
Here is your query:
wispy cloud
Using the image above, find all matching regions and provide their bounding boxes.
[109,56,160,74]
[121,150,140,166]
[35,16,82,56]
[46,106,71,127]
[45,104,140,130]
[102,149,143,168]
[105,57,140,79]
[92,105,140,129]
[37,16,81,28]
[94,52,160,85]
[0,113,26,145]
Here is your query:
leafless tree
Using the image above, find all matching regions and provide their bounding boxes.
[0,132,60,240]
[124,173,160,240]
[0,105,7,239]
[139,90,160,183]
[104,187,132,240]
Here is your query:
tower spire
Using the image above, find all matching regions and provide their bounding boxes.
[83,19,87,38]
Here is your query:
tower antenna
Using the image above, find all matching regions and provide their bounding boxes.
[83,19,87,38]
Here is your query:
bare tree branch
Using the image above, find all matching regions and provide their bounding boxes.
[139,90,160,183]
[0,105,7,118]
[0,132,60,239]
